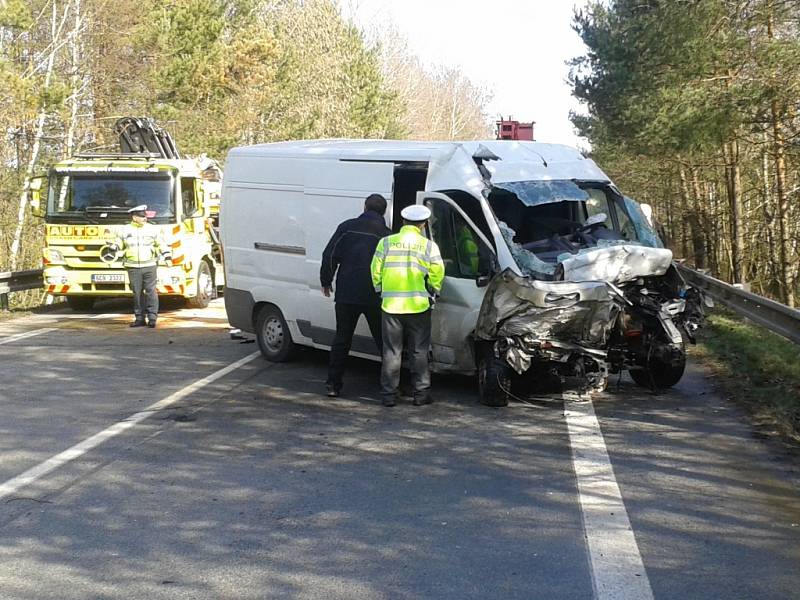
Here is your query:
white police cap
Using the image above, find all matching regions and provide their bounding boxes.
[127,204,148,214]
[401,204,431,221]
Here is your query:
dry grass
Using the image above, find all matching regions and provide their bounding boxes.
[693,309,800,442]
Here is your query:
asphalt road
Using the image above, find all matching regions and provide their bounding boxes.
[1,299,799,599]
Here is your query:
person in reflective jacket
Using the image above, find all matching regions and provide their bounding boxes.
[110,205,171,328]
[370,204,444,407]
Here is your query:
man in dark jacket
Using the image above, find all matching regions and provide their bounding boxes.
[320,194,392,397]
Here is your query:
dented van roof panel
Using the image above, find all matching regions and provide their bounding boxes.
[226,139,610,189]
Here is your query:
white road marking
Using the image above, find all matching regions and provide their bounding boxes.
[0,351,261,502]
[27,312,125,321]
[565,399,655,600]
[0,328,57,346]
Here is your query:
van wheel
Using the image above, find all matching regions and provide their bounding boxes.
[629,343,686,390]
[478,347,511,407]
[66,296,95,311]
[256,305,297,362]
[187,261,212,309]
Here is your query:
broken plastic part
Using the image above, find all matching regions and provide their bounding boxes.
[558,244,673,284]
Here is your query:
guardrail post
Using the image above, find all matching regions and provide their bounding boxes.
[0,292,8,311]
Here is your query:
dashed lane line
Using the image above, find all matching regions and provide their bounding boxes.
[0,328,58,346]
[0,351,261,502]
[565,398,655,600]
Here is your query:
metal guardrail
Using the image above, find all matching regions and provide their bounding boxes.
[677,264,800,345]
[0,269,43,310]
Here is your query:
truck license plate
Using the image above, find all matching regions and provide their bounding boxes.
[92,274,125,283]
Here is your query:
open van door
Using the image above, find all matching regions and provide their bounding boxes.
[418,192,497,373]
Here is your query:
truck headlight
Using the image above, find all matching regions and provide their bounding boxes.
[43,248,65,265]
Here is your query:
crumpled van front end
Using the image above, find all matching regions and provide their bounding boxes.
[421,142,706,405]
[474,270,617,403]
[480,179,707,404]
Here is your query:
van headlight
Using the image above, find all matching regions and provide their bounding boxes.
[44,248,65,264]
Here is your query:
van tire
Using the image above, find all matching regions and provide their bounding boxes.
[478,347,511,407]
[629,343,686,390]
[256,305,297,362]
[66,296,95,311]
[187,261,212,309]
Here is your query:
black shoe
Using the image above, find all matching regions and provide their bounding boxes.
[398,387,414,401]
[130,321,146,328]
[382,395,396,407]
[412,395,433,406]
[147,321,156,328]
[325,384,340,397]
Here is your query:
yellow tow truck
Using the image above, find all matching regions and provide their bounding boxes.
[29,117,223,310]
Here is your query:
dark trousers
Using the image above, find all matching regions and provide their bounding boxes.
[326,302,382,389]
[380,310,431,401]
[128,265,158,323]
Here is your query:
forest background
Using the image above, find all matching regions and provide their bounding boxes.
[3,0,800,307]
[571,0,800,306]
[0,0,491,288]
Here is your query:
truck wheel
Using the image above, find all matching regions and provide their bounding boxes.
[187,261,212,309]
[478,347,511,407]
[256,305,297,362]
[66,296,95,311]
[629,344,686,389]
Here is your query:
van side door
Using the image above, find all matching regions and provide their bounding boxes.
[303,161,394,356]
[419,192,497,374]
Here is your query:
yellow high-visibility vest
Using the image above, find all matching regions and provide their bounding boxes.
[456,225,480,276]
[371,225,445,314]
[114,221,169,268]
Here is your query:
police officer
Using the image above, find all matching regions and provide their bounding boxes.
[320,193,392,397]
[370,205,444,407]
[111,205,171,328]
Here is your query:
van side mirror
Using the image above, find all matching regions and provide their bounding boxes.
[476,274,491,287]
[29,176,46,218]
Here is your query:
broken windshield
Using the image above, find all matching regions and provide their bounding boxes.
[46,173,175,224]
[493,180,590,206]
[488,180,641,277]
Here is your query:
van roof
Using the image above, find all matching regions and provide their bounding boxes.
[226,139,610,186]
[229,139,587,164]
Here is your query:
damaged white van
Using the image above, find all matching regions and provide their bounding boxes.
[220,140,706,406]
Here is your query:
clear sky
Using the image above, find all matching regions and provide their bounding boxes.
[339,0,591,148]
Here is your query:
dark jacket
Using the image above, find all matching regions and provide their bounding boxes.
[320,210,391,306]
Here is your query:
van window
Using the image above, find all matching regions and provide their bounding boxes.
[181,177,197,218]
[584,188,611,220]
[445,190,495,250]
[613,197,637,240]
[430,200,492,279]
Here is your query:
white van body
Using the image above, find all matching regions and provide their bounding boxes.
[220,139,670,376]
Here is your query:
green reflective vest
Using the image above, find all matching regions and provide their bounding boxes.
[115,221,168,268]
[371,225,445,314]
[457,226,480,276]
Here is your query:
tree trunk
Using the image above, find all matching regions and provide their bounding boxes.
[760,141,780,297]
[65,0,83,159]
[9,2,70,271]
[723,141,746,283]
[766,2,794,306]
[689,167,707,269]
